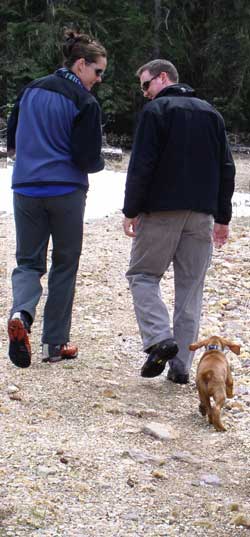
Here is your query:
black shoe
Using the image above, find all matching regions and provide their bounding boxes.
[141,338,178,378]
[8,312,32,368]
[167,369,189,384]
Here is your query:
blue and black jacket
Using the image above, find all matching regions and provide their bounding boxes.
[7,69,104,190]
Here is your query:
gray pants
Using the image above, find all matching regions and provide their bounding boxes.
[11,189,86,344]
[126,211,213,374]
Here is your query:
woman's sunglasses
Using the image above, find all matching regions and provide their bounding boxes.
[85,60,104,78]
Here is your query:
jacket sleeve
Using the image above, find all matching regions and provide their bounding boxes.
[71,99,104,173]
[7,87,27,151]
[123,106,162,218]
[216,128,235,225]
[7,101,20,151]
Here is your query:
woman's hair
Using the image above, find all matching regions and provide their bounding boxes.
[62,29,107,68]
[136,59,179,83]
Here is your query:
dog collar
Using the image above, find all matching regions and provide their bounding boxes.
[206,344,223,351]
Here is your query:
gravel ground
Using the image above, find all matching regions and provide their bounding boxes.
[0,154,250,537]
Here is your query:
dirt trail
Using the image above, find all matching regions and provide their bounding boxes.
[0,156,250,536]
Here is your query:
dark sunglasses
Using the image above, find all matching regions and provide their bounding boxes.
[94,68,104,77]
[85,60,104,78]
[141,73,159,92]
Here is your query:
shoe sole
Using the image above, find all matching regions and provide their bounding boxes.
[141,344,178,378]
[8,319,31,368]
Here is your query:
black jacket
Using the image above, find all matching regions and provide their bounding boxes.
[123,84,235,224]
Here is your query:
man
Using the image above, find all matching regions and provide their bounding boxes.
[123,59,235,384]
[7,29,107,367]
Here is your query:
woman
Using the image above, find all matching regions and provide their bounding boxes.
[7,29,107,367]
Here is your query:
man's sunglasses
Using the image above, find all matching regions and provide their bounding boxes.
[85,60,104,78]
[141,73,159,92]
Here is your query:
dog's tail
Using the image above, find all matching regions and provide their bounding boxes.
[202,370,214,384]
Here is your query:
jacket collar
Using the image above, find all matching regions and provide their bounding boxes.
[155,83,195,99]
[55,68,89,92]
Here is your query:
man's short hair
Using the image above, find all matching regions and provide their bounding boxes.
[136,59,179,83]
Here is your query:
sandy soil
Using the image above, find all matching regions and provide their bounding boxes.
[0,155,249,537]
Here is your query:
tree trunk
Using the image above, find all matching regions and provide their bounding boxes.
[154,0,161,57]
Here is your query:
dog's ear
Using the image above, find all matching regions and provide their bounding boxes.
[189,338,209,352]
[231,344,241,355]
[220,338,241,355]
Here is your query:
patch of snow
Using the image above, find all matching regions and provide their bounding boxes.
[1,166,249,218]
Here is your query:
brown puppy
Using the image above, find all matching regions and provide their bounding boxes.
[189,336,241,432]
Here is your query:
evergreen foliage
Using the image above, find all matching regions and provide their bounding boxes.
[1,0,250,141]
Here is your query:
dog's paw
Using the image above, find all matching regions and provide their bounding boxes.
[199,403,207,416]
[214,424,227,432]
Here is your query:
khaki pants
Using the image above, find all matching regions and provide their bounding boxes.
[126,211,213,374]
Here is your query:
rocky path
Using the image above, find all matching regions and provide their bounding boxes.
[0,207,249,537]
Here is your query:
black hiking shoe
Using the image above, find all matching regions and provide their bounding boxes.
[141,338,178,378]
[167,369,190,384]
[8,312,32,368]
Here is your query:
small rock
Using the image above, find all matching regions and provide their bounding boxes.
[127,408,158,418]
[200,474,222,486]
[106,406,122,414]
[171,451,202,467]
[7,384,20,394]
[229,502,240,512]
[123,448,165,466]
[102,389,117,399]
[225,401,245,411]
[127,477,136,487]
[191,480,201,487]
[232,513,250,528]
[171,507,181,517]
[151,469,166,479]
[242,395,250,406]
[207,502,222,513]
[9,392,22,401]
[193,520,213,528]
[156,523,172,534]
[141,484,156,493]
[37,465,58,476]
[92,401,103,409]
[126,408,143,418]
[60,456,69,464]
[0,406,10,414]
[142,422,178,441]
[231,410,244,418]
[141,408,160,418]
[235,384,250,395]
[123,511,139,521]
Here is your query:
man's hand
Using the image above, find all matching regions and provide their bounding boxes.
[213,223,229,248]
[123,216,138,237]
